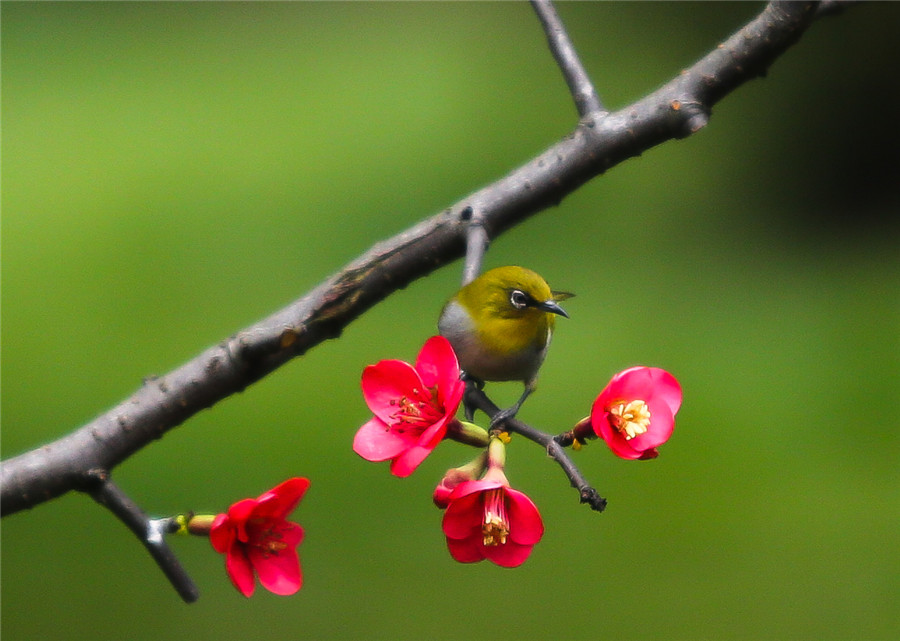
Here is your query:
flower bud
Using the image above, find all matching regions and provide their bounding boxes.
[433,453,487,508]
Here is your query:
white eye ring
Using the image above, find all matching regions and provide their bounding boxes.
[510,290,529,309]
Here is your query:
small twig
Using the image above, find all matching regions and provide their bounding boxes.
[816,0,855,18]
[461,206,490,285]
[88,471,199,603]
[531,0,605,117]
[464,384,607,512]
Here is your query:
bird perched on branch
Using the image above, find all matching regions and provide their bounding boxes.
[438,265,572,425]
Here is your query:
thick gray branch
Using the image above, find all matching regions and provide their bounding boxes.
[2,1,820,516]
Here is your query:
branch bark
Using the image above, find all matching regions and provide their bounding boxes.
[531,0,605,117]
[2,1,822,517]
[89,473,199,602]
[465,385,608,512]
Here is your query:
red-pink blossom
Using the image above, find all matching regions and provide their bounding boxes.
[209,477,309,597]
[441,467,544,568]
[591,366,682,460]
[353,336,465,477]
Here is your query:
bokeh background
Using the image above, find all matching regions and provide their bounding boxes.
[3,3,898,640]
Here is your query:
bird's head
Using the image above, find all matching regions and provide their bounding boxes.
[458,265,572,328]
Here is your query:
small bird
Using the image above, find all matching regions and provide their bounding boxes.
[438,265,572,425]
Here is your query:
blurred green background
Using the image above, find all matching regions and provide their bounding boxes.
[3,2,898,640]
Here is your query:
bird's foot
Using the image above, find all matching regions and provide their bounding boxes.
[489,405,519,429]
[461,372,485,421]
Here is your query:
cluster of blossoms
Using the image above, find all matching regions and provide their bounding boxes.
[353,335,682,567]
[183,335,681,596]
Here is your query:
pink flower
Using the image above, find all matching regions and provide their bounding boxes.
[209,477,309,597]
[591,366,682,460]
[441,467,544,568]
[353,336,465,477]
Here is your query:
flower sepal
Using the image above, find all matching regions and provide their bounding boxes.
[445,420,491,448]
[184,513,216,535]
[570,415,594,447]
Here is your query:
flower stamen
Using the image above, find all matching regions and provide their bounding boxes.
[609,399,651,440]
[390,391,444,429]
[482,488,510,546]
[260,539,288,557]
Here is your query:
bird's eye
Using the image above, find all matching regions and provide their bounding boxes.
[510,290,530,309]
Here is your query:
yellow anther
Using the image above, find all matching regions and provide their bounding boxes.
[609,399,651,440]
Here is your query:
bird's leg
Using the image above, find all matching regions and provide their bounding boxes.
[489,382,534,429]
[461,373,484,422]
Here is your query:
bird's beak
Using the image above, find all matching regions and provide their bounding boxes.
[539,299,569,319]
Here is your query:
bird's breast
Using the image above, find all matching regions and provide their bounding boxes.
[438,300,551,383]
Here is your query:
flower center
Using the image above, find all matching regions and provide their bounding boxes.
[249,519,289,557]
[482,488,510,546]
[609,399,651,440]
[260,538,288,556]
[390,386,443,430]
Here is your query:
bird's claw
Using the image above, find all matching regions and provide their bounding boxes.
[489,406,518,429]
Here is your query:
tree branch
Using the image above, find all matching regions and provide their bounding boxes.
[461,207,490,286]
[88,471,199,602]
[465,385,607,512]
[2,1,823,517]
[531,0,605,117]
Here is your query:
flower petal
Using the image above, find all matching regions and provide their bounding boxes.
[353,417,416,462]
[628,403,675,450]
[648,369,683,416]
[441,491,484,539]
[361,359,424,423]
[448,478,504,502]
[224,545,256,597]
[446,534,486,563]
[483,539,534,568]
[209,514,235,553]
[279,521,305,548]
[227,498,260,543]
[505,488,544,545]
[593,414,644,459]
[416,413,451,447]
[415,336,464,409]
[254,478,310,519]
[250,545,302,596]
[390,443,436,478]
[603,367,680,413]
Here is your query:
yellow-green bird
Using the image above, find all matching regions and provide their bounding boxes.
[438,265,572,424]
